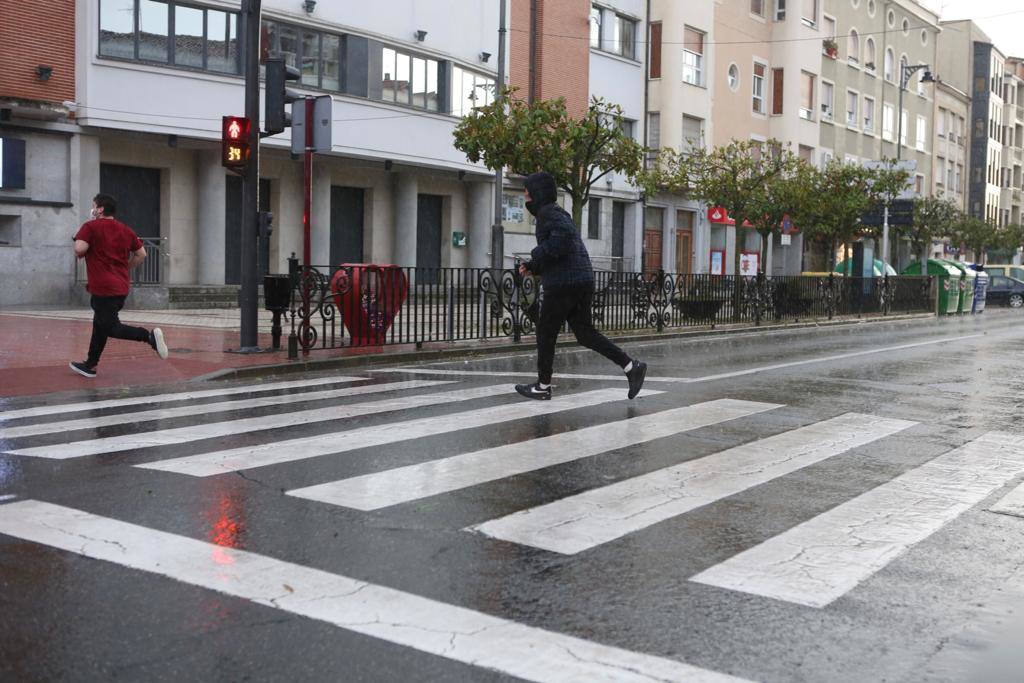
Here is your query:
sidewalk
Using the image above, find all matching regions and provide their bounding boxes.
[0,306,936,399]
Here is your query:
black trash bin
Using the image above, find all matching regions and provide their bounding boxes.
[263,274,292,349]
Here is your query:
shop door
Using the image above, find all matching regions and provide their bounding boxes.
[330,187,365,266]
[676,210,695,274]
[643,230,662,273]
[417,194,443,284]
[612,201,626,271]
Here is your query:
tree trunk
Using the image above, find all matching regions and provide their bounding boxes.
[571,192,584,231]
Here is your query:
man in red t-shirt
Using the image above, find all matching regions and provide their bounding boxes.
[70,193,168,377]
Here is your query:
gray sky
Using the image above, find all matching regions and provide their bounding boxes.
[921,0,1024,57]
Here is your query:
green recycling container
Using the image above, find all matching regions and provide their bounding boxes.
[941,260,975,314]
[901,259,960,314]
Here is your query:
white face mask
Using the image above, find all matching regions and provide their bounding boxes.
[90,206,100,219]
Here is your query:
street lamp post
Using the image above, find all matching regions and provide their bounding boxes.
[886,63,934,265]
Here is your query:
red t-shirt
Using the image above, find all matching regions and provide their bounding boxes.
[74,218,144,296]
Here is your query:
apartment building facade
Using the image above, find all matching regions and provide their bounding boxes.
[0,0,80,306]
[2,1,506,307]
[999,57,1024,227]
[937,20,1005,225]
[711,0,823,275]
[644,0,714,275]
[932,80,969,212]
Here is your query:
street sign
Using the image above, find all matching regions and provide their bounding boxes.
[291,96,333,154]
[862,198,914,227]
[452,231,468,247]
[221,115,251,169]
[780,234,792,246]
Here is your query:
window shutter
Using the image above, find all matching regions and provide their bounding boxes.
[772,68,784,115]
[649,23,662,78]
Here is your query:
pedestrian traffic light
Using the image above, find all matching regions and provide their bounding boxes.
[265,58,302,136]
[221,115,250,170]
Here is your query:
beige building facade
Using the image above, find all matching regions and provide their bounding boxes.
[932,80,969,212]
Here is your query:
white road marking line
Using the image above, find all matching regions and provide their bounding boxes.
[691,431,1024,608]
[7,384,503,460]
[0,376,367,421]
[471,413,916,555]
[375,333,984,384]
[137,388,662,478]
[288,399,781,511]
[371,368,689,382]
[989,481,1024,518]
[0,500,749,683]
[0,380,454,440]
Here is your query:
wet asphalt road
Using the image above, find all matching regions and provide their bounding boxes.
[2,311,1024,682]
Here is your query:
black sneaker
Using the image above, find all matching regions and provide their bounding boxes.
[150,328,168,359]
[626,361,647,399]
[69,361,97,378]
[515,382,552,400]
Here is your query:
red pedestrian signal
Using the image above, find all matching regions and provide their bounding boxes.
[221,116,251,170]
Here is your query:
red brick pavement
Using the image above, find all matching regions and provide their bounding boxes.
[0,314,293,398]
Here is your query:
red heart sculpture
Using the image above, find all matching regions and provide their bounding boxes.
[330,264,409,346]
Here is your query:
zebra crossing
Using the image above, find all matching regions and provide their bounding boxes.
[2,372,1024,681]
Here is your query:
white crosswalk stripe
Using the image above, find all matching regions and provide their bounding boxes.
[6,384,506,460]
[470,413,917,555]
[690,431,1024,608]
[0,380,453,439]
[989,480,1024,518]
[0,500,750,683]
[287,398,781,511]
[137,388,663,477]
[0,376,366,421]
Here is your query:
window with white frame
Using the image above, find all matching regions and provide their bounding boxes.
[846,89,859,127]
[937,107,947,138]
[800,71,815,120]
[682,115,705,154]
[936,156,945,186]
[916,115,927,150]
[802,0,817,27]
[947,160,954,189]
[683,27,705,86]
[751,0,765,17]
[864,37,876,72]
[884,48,894,82]
[823,14,836,38]
[820,149,834,169]
[612,13,637,59]
[589,5,601,48]
[753,61,766,113]
[900,109,908,145]
[847,29,860,64]
[863,96,875,132]
[821,80,834,120]
[775,0,787,21]
[646,112,660,165]
[914,174,924,194]
[882,102,895,140]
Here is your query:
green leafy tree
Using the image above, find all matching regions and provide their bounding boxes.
[453,88,646,226]
[905,197,960,267]
[791,160,881,273]
[949,214,998,265]
[643,139,796,278]
[745,153,817,276]
[995,222,1024,262]
[856,161,911,262]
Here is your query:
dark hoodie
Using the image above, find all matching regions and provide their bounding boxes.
[522,172,594,291]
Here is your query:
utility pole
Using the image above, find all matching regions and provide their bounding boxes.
[239,0,262,351]
[490,0,507,270]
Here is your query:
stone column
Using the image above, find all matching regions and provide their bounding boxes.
[467,181,492,269]
[393,172,418,268]
[196,149,227,284]
[277,164,304,270]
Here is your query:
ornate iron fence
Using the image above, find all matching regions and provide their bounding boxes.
[282,257,934,356]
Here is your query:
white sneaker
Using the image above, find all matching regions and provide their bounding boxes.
[151,328,168,360]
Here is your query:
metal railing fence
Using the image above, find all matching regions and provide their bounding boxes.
[282,258,935,356]
[75,236,166,285]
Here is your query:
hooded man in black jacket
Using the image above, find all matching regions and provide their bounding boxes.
[515,171,647,400]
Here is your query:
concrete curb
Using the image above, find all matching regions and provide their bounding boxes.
[196,312,936,383]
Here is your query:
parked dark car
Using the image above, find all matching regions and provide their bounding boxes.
[984,274,1024,308]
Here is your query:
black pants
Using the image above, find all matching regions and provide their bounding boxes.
[536,284,630,385]
[86,295,150,367]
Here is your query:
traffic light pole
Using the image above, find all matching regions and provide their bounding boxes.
[490,0,507,270]
[239,0,262,351]
[303,97,313,267]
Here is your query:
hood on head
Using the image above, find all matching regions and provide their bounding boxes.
[524,172,558,209]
